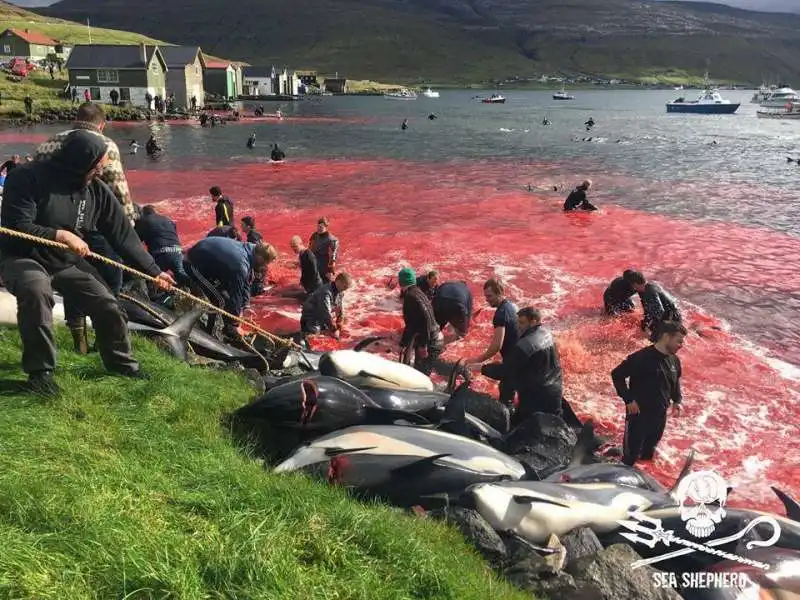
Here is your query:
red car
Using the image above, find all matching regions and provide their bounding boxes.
[8,58,36,78]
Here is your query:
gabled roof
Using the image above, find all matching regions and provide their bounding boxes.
[242,65,275,78]
[2,28,59,46]
[204,59,232,70]
[66,44,166,71]
[160,46,205,69]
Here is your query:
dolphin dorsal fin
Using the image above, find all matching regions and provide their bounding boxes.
[155,307,203,361]
[667,448,697,499]
[567,420,596,468]
[390,453,450,478]
[772,486,800,521]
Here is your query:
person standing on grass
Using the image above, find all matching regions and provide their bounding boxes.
[0,130,175,397]
[34,102,139,353]
[612,321,685,466]
[84,89,91,103]
[23,95,33,116]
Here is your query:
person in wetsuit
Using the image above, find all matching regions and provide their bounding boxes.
[145,135,161,156]
[300,272,352,339]
[309,216,339,283]
[506,307,563,425]
[585,117,595,131]
[206,225,241,240]
[629,272,682,343]
[291,235,322,297]
[563,180,598,211]
[465,278,519,408]
[135,205,190,287]
[612,320,685,466]
[240,216,262,244]
[603,269,638,315]
[433,280,473,340]
[210,186,234,227]
[241,216,266,295]
[0,155,20,175]
[428,114,438,120]
[542,117,551,126]
[247,132,256,149]
[398,267,443,376]
[416,270,439,301]
[270,143,286,162]
[401,119,408,131]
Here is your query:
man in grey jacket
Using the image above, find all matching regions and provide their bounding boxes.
[300,272,352,339]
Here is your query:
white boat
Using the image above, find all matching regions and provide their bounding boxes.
[422,87,440,98]
[759,86,800,109]
[384,88,418,100]
[674,85,684,91]
[751,84,774,104]
[481,93,506,104]
[757,104,800,119]
[552,83,574,100]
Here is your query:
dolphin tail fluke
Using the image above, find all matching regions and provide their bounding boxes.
[362,406,431,426]
[667,448,696,498]
[772,486,800,521]
[390,453,451,478]
[567,419,596,468]
[353,336,387,352]
[158,307,204,361]
[446,358,471,394]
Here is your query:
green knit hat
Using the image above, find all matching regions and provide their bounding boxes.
[398,267,416,288]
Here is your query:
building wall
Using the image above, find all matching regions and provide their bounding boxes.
[68,68,150,88]
[184,58,205,108]
[205,68,235,98]
[0,34,55,60]
[145,55,167,96]
[243,76,274,96]
[166,71,188,108]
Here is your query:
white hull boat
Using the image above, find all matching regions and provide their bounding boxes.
[384,89,418,100]
[422,88,440,98]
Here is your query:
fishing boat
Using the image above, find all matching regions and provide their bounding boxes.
[674,85,684,91]
[752,84,775,104]
[384,88,418,100]
[759,86,800,109]
[666,73,740,114]
[552,83,574,101]
[757,104,800,119]
[481,93,506,104]
[422,87,440,98]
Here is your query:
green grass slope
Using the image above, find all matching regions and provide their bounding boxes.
[0,327,527,599]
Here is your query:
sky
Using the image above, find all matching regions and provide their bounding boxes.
[7,0,800,11]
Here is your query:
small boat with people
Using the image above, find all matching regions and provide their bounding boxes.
[666,73,740,114]
[552,83,575,101]
[384,88,418,100]
[481,93,506,104]
[757,103,800,119]
[422,87,440,98]
[759,86,800,109]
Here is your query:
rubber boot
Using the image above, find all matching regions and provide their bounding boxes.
[68,318,89,355]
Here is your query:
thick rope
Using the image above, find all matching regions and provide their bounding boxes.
[0,227,302,350]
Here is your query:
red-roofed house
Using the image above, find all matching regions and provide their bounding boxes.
[0,28,71,61]
[203,57,243,99]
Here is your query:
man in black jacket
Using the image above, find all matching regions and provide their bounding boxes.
[563,180,597,211]
[290,235,322,297]
[135,205,190,286]
[240,216,263,244]
[505,307,563,425]
[398,267,443,376]
[210,186,234,227]
[603,269,637,315]
[300,272,352,339]
[309,217,339,283]
[0,130,175,396]
[611,321,686,466]
[630,272,682,342]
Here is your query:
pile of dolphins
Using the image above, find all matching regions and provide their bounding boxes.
[1,289,798,598]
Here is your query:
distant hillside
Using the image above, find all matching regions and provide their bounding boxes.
[42,0,800,84]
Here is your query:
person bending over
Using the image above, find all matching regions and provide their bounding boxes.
[603,269,638,315]
[611,321,685,466]
[398,267,443,376]
[300,272,352,339]
[464,278,519,408]
[0,130,175,396]
[563,179,597,211]
[629,272,682,343]
[135,205,190,287]
[416,270,439,301]
[432,280,473,341]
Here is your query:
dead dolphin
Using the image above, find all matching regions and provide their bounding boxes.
[274,424,529,507]
[318,349,436,391]
[274,335,386,372]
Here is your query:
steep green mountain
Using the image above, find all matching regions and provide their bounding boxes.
[43,0,800,84]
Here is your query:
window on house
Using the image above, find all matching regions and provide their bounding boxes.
[90,87,101,100]
[119,88,130,102]
[151,61,159,73]
[97,69,119,83]
[2,45,10,54]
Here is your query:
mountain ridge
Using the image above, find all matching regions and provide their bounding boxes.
[41,0,800,83]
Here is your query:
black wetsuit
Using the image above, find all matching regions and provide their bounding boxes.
[214,196,234,227]
[639,282,681,342]
[145,140,160,156]
[299,248,322,295]
[247,135,256,149]
[481,299,519,408]
[271,147,285,161]
[604,276,636,315]
[612,345,682,466]
[400,285,442,376]
[1,160,19,174]
[506,324,563,425]
[564,186,597,211]
[206,225,240,240]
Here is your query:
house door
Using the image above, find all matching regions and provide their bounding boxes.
[227,71,235,98]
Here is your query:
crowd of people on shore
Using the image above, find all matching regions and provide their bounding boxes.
[0,101,685,466]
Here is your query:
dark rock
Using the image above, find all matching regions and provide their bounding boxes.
[506,412,578,477]
[561,527,603,567]
[461,390,511,434]
[428,507,507,566]
[567,544,683,600]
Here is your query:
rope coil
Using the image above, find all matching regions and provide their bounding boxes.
[0,226,302,350]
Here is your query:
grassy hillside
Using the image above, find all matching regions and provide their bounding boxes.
[43,0,800,84]
[0,325,527,599]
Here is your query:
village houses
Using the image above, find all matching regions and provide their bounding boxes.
[0,27,71,62]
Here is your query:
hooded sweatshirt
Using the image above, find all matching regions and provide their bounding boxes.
[1,130,160,277]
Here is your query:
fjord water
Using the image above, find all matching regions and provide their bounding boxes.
[2,89,799,511]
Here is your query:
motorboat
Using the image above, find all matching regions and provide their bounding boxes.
[666,74,740,114]
[759,86,800,109]
[552,83,574,100]
[757,104,800,119]
[422,87,440,98]
[751,84,774,104]
[384,88,418,100]
[481,93,506,104]
[674,85,684,91]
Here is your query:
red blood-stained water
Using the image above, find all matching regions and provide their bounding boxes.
[126,159,800,515]
[0,132,50,144]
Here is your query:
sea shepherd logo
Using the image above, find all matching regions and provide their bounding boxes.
[616,470,782,589]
